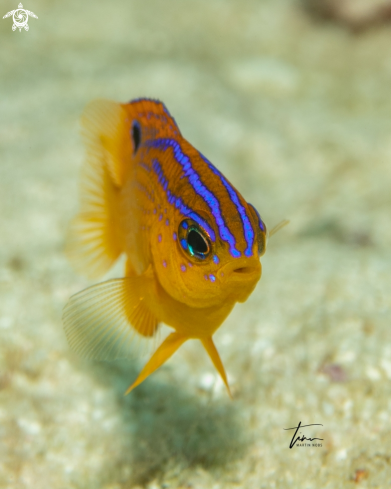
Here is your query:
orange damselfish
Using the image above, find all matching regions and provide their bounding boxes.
[63,98,285,397]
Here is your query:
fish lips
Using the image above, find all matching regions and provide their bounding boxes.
[219,256,262,303]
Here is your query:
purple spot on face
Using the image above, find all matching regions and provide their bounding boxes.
[173,232,177,240]
[166,219,169,226]
[204,274,209,280]
[158,234,162,243]
[164,208,167,214]
[209,274,216,282]
[188,262,193,267]
[181,238,187,250]
[213,255,219,264]
[163,260,167,267]
[181,221,188,229]
[159,214,163,221]
[153,209,157,214]
[181,264,186,272]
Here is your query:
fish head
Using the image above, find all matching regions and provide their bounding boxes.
[151,202,267,309]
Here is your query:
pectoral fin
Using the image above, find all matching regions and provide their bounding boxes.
[125,332,187,395]
[62,277,159,361]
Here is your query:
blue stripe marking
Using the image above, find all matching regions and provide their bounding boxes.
[148,139,242,258]
[138,161,151,172]
[130,97,161,104]
[200,154,256,257]
[248,203,266,233]
[152,159,216,241]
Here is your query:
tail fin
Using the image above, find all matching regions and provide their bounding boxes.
[66,100,132,279]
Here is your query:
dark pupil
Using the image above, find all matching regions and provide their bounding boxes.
[188,229,208,255]
[132,122,141,153]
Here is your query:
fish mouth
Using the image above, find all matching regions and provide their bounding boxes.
[221,256,262,280]
[220,257,261,303]
[219,257,262,303]
[233,265,258,275]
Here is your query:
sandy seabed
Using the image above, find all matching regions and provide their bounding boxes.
[1,0,391,487]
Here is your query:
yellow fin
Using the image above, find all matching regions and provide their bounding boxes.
[66,209,122,279]
[81,99,130,188]
[63,277,159,361]
[125,332,187,395]
[201,337,232,398]
[66,100,131,279]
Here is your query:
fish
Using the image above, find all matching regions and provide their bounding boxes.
[63,98,286,397]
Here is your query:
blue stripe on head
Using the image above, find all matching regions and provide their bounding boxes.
[247,203,266,233]
[152,159,216,241]
[148,139,242,258]
[200,154,255,257]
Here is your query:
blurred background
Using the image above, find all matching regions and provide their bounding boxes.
[1,0,391,487]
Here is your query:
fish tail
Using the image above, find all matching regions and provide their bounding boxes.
[66,100,132,278]
[201,337,232,398]
[125,332,187,395]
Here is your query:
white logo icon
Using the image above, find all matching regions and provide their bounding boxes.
[3,3,38,32]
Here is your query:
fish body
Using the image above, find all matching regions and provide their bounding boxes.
[63,98,267,396]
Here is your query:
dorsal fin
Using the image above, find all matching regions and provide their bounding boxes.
[66,99,132,279]
[81,99,132,187]
[121,98,181,141]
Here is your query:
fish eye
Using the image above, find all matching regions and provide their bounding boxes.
[188,228,209,255]
[131,121,141,153]
[178,219,211,260]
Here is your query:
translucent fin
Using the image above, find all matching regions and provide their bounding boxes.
[66,209,122,280]
[125,294,158,338]
[268,219,290,238]
[125,332,187,395]
[63,277,159,361]
[81,99,130,188]
[66,100,132,279]
[201,337,232,399]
